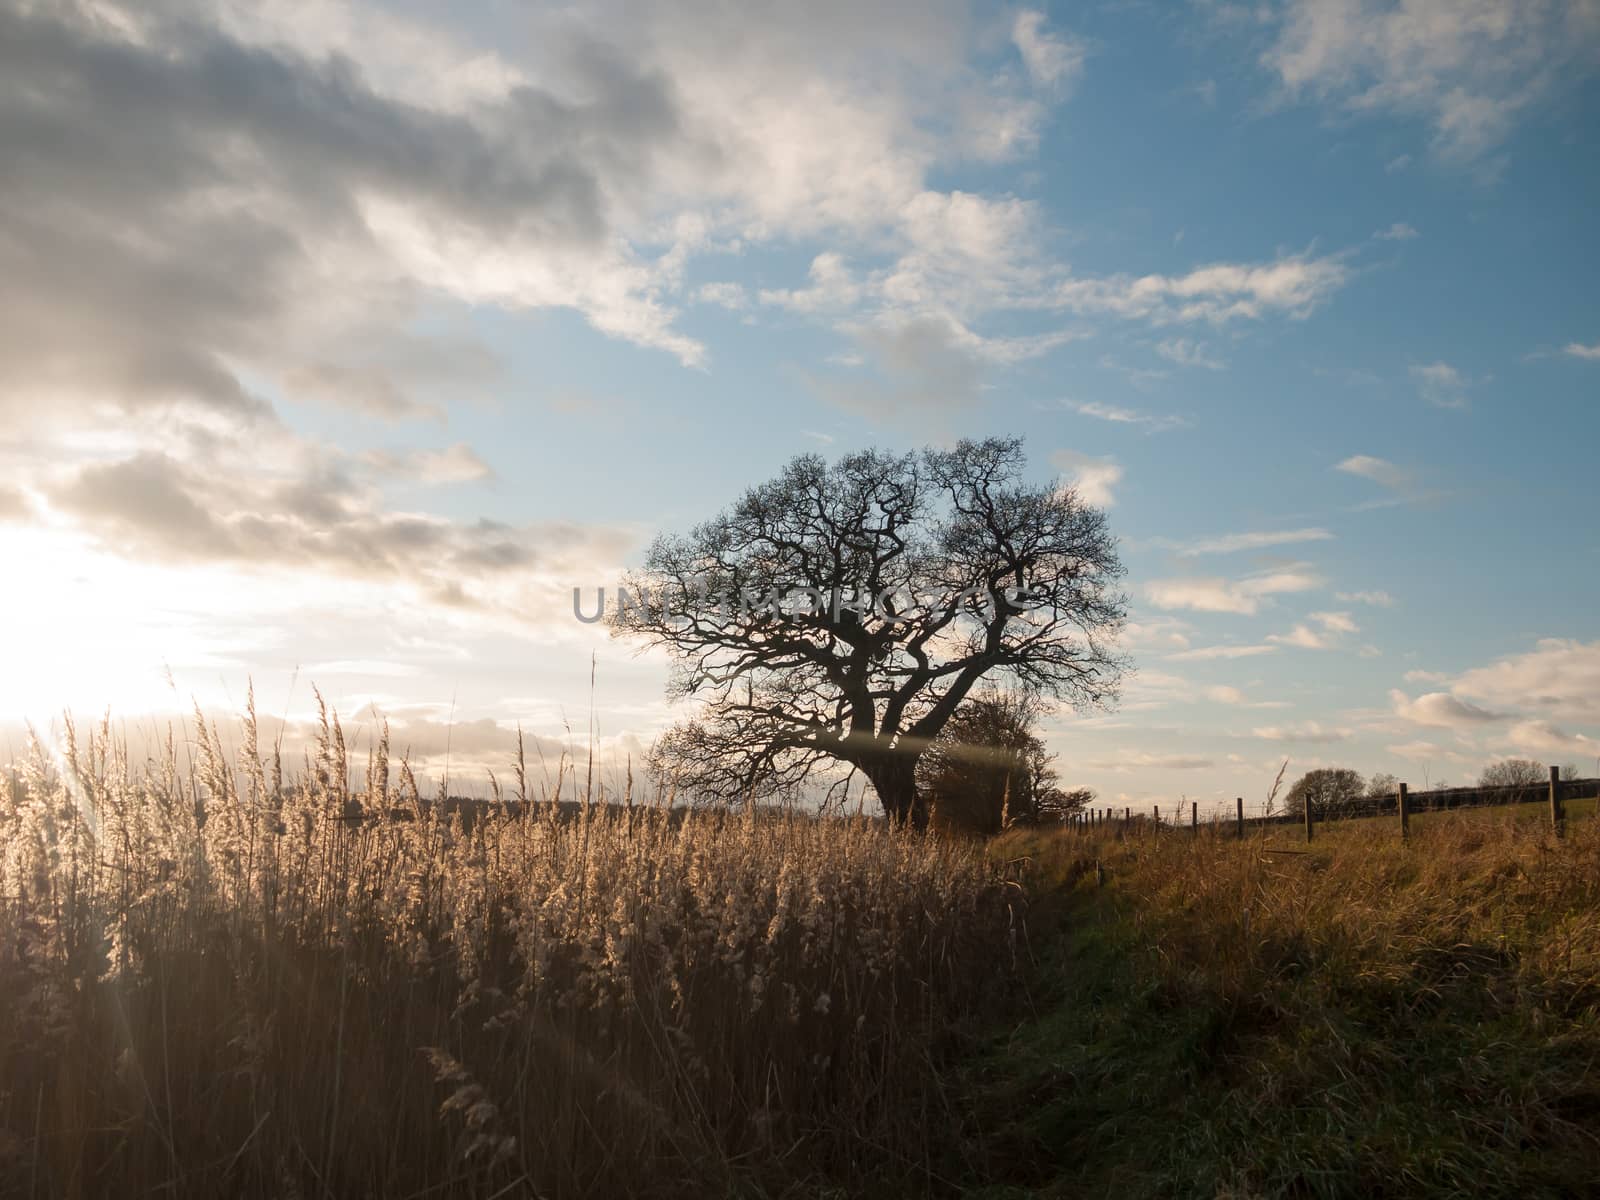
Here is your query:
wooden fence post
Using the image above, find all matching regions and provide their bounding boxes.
[1191,801,1198,833]
[1153,805,1159,837]
[1550,764,1564,834]
[1235,796,1244,839]
[1397,781,1409,841]
[1304,793,1314,843]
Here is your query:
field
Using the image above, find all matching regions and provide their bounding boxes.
[974,804,1600,1198]
[3,709,1599,1198]
[0,710,1014,1198]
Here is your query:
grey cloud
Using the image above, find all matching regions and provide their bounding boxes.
[46,449,600,591]
[56,453,238,558]
[0,0,697,436]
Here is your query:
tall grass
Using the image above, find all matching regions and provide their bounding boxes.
[0,701,1016,1198]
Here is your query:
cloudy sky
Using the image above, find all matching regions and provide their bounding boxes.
[4,0,1598,810]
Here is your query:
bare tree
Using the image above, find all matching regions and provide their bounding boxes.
[1478,759,1546,788]
[1366,771,1400,799]
[610,438,1127,825]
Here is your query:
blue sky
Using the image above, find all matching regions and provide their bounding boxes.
[2,0,1598,810]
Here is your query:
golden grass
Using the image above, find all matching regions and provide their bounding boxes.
[0,702,1016,1198]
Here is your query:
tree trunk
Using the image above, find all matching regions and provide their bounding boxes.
[862,752,926,829]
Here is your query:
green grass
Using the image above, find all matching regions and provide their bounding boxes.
[955,810,1600,1199]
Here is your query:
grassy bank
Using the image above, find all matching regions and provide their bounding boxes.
[965,810,1600,1198]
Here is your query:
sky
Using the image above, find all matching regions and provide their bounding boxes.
[2,0,1599,814]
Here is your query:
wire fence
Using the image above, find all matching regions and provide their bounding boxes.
[1063,771,1599,840]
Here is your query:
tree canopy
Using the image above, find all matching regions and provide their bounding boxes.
[1284,767,1366,820]
[1478,759,1546,788]
[609,437,1127,824]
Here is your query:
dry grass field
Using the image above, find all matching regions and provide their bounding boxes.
[0,705,1015,1198]
[972,805,1600,1198]
[5,703,1600,1198]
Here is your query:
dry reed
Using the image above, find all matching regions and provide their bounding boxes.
[0,700,1016,1198]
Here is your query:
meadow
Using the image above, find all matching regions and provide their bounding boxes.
[976,804,1600,1198]
[3,704,1599,1198]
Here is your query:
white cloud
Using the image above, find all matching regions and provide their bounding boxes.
[1564,341,1600,360]
[1145,567,1322,615]
[1335,454,1412,490]
[1266,609,1358,651]
[1158,527,1334,557]
[1387,740,1439,760]
[1069,400,1190,433]
[1168,643,1278,661]
[366,443,493,485]
[1374,222,1419,240]
[1453,638,1600,725]
[1389,689,1504,728]
[1505,720,1599,759]
[1310,610,1358,634]
[1268,624,1331,650]
[1053,250,1350,324]
[1155,338,1227,370]
[1337,589,1394,607]
[1121,617,1194,652]
[1012,11,1087,89]
[1085,752,1216,772]
[759,252,865,314]
[1404,669,1450,683]
[1051,450,1124,507]
[1261,0,1600,161]
[1252,721,1350,744]
[1411,361,1471,408]
[696,282,750,310]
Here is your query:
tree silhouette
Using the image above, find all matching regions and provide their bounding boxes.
[919,688,1082,834]
[1284,767,1366,820]
[1478,759,1545,788]
[610,438,1127,825]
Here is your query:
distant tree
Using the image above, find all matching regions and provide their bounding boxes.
[919,689,1067,834]
[1478,759,1545,789]
[1284,767,1365,820]
[1044,786,1097,821]
[613,438,1128,826]
[1366,771,1400,799]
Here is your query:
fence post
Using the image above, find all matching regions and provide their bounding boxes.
[1191,801,1198,833]
[1235,796,1244,839]
[1550,764,1564,834]
[1153,805,1159,837]
[1397,781,1409,841]
[1304,792,1314,843]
